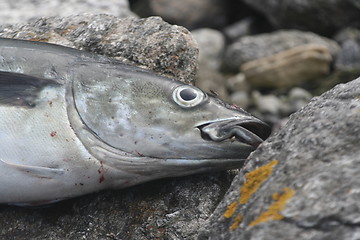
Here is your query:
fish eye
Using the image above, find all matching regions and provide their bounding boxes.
[173,85,206,108]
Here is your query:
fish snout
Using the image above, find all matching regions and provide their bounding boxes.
[197,119,271,148]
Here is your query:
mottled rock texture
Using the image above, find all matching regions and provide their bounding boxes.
[0,14,199,84]
[199,77,360,240]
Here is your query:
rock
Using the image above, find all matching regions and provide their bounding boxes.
[335,28,360,70]
[0,0,135,25]
[242,0,360,36]
[287,88,313,113]
[241,44,332,89]
[252,91,287,115]
[230,92,250,109]
[196,64,228,100]
[223,30,340,72]
[130,0,228,30]
[226,73,250,93]
[223,18,254,42]
[0,173,235,239]
[199,77,360,240]
[0,14,199,84]
[192,28,225,71]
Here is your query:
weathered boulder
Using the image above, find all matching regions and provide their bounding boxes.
[199,77,360,239]
[242,0,360,36]
[223,30,339,72]
[0,14,199,84]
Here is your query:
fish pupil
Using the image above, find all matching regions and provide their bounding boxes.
[179,88,197,101]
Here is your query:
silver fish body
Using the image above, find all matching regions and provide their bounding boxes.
[0,38,270,205]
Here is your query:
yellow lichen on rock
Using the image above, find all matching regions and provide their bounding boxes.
[224,201,239,218]
[230,214,243,231]
[249,187,295,227]
[239,160,279,204]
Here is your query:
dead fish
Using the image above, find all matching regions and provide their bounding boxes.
[0,38,270,205]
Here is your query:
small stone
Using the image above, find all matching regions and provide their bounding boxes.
[288,88,313,112]
[192,28,225,71]
[196,64,228,100]
[223,30,339,72]
[252,91,286,115]
[335,28,360,70]
[241,44,332,89]
[226,73,250,93]
[223,18,254,41]
[230,92,250,109]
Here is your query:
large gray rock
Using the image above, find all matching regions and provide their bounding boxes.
[0,0,135,25]
[0,14,199,84]
[223,30,339,72]
[242,0,360,36]
[199,77,360,239]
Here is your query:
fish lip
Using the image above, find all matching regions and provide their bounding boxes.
[196,118,271,148]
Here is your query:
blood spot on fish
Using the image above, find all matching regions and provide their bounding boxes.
[50,131,57,137]
[98,161,107,183]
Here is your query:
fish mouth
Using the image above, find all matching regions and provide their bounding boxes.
[197,119,271,148]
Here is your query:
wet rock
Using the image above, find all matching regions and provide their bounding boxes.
[335,28,360,70]
[130,0,228,30]
[199,77,360,240]
[242,0,360,36]
[241,44,332,89]
[0,0,135,25]
[223,30,340,72]
[0,14,199,84]
[192,28,225,71]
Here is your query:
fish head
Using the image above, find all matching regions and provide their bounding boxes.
[71,64,271,178]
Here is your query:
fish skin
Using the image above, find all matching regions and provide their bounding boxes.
[0,38,270,205]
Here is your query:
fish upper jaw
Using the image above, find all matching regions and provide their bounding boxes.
[196,118,271,148]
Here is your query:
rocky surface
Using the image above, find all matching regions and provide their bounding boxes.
[0,0,135,25]
[0,173,235,239]
[242,0,360,36]
[0,14,198,84]
[199,77,360,240]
